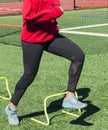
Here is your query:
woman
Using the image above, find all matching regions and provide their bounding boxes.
[5,0,87,126]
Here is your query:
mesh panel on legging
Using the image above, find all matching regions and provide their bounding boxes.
[67,55,85,92]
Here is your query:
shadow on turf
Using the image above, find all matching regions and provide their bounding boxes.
[70,88,100,126]
[18,88,100,126]
[18,97,64,123]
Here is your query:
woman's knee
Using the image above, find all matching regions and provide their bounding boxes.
[71,51,85,64]
[16,73,36,90]
[80,51,85,63]
[23,73,35,85]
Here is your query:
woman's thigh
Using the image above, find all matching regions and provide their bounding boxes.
[22,41,44,74]
[46,34,84,61]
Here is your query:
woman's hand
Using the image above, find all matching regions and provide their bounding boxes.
[59,6,64,12]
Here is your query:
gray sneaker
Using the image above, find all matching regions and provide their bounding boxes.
[62,96,87,109]
[5,105,19,125]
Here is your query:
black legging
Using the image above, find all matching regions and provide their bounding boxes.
[11,34,85,106]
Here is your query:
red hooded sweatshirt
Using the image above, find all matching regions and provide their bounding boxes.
[21,0,64,43]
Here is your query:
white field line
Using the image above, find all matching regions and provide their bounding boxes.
[61,23,108,31]
[60,30,108,37]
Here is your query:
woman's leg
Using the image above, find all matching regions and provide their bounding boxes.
[45,34,87,108]
[10,41,44,107]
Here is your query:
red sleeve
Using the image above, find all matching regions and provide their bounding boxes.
[23,0,63,24]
